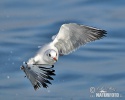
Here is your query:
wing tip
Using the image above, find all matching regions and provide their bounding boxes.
[98,29,107,39]
[21,64,55,91]
[34,66,55,90]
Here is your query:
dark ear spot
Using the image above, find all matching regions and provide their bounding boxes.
[49,54,51,57]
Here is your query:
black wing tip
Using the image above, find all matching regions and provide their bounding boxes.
[96,29,107,39]
[33,79,52,90]
[101,30,107,38]
[34,82,41,90]
[34,66,55,90]
[21,63,55,91]
[33,80,52,90]
[101,30,107,35]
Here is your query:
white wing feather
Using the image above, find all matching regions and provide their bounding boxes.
[53,23,106,55]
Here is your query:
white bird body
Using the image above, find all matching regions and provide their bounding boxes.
[28,43,58,65]
[21,23,107,90]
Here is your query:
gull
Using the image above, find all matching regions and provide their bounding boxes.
[21,23,107,90]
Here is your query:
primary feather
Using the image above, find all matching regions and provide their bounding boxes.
[53,23,106,55]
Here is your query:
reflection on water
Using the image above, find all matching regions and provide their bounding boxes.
[0,0,125,100]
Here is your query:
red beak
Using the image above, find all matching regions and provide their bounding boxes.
[53,57,57,61]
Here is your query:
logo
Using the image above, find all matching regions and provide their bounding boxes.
[90,86,122,98]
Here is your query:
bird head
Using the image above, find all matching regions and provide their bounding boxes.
[44,49,58,62]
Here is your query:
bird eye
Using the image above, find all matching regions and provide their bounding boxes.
[49,54,51,57]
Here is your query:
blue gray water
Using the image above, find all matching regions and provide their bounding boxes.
[0,0,125,100]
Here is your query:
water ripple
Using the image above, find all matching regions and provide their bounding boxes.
[98,73,125,82]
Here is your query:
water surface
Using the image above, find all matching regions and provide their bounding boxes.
[0,0,125,100]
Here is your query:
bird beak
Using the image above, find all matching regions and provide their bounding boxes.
[53,57,57,61]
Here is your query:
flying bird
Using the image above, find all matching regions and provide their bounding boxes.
[21,23,107,90]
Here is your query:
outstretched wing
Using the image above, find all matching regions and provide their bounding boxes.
[53,23,107,55]
[21,63,55,90]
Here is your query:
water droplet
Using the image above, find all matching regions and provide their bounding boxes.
[38,46,41,48]
[7,76,10,79]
